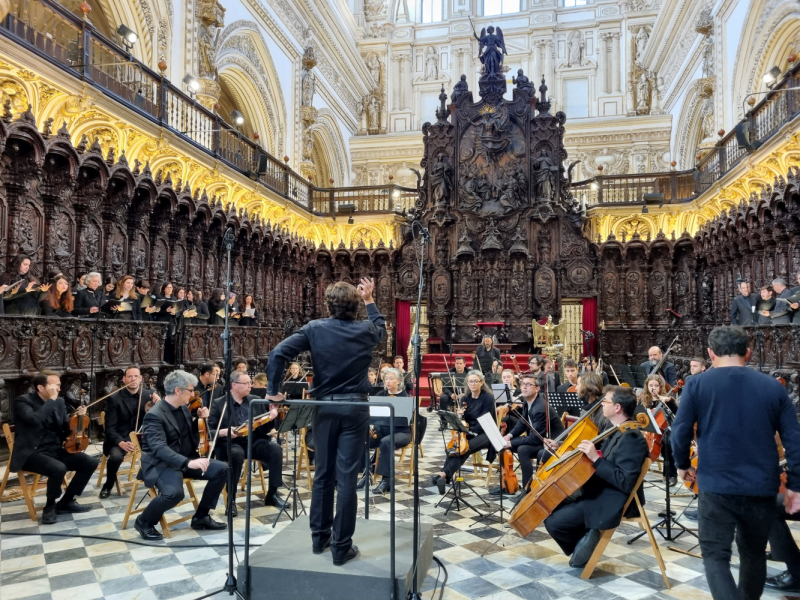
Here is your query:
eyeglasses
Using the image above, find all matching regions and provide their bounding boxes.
[233,381,252,387]
[601,399,614,405]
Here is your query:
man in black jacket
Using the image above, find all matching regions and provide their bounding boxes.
[136,369,226,540]
[556,358,579,392]
[640,346,677,387]
[544,386,648,568]
[208,370,288,516]
[496,373,564,490]
[764,278,796,324]
[266,278,385,567]
[439,356,468,413]
[99,366,160,498]
[473,336,501,375]
[11,370,98,524]
[729,281,759,326]
[197,362,223,409]
[73,272,105,317]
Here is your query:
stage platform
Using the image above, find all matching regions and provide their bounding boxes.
[238,516,434,600]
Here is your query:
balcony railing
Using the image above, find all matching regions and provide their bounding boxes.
[2,0,799,214]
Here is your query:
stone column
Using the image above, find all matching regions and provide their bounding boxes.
[403,54,413,110]
[391,55,401,111]
[612,33,621,92]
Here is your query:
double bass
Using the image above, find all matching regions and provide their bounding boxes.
[508,414,649,538]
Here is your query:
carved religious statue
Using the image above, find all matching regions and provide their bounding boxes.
[567,31,584,67]
[197,0,225,80]
[430,154,453,207]
[367,95,380,131]
[451,74,469,103]
[425,47,439,80]
[512,69,536,96]
[636,72,651,113]
[635,26,649,63]
[366,54,381,84]
[302,70,315,107]
[473,25,507,77]
[532,148,557,201]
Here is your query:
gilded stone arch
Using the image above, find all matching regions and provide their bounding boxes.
[733,3,800,119]
[349,226,382,247]
[613,217,656,240]
[674,81,712,168]
[0,77,32,118]
[314,110,349,186]
[215,22,287,156]
[150,157,185,183]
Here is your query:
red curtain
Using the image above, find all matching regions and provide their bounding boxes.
[395,300,411,359]
[582,297,598,359]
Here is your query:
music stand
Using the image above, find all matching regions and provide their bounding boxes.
[548,392,583,417]
[436,411,487,516]
[271,403,315,527]
[471,413,510,545]
[282,382,309,399]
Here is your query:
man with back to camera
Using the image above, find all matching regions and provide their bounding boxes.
[672,325,800,600]
[265,278,385,566]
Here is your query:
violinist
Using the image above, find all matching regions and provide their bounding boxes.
[497,369,523,433]
[3,254,44,315]
[393,355,414,393]
[208,371,289,514]
[368,368,379,386]
[556,358,579,392]
[197,363,223,409]
[431,370,496,495]
[361,368,411,495]
[137,370,226,540]
[473,336,501,376]
[543,386,648,568]
[492,373,564,494]
[641,374,678,486]
[10,370,98,524]
[640,346,677,387]
[233,358,249,373]
[99,366,160,498]
[672,326,800,600]
[490,359,505,384]
[281,362,305,391]
[439,355,468,413]
[582,356,609,386]
[687,357,707,378]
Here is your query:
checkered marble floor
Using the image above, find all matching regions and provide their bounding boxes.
[0,413,795,600]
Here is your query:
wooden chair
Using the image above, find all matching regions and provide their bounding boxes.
[120,435,199,538]
[0,423,70,521]
[430,377,444,410]
[222,460,267,505]
[295,427,314,484]
[95,412,140,496]
[579,457,671,588]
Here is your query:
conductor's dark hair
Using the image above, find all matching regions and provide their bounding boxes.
[33,370,60,390]
[325,281,360,320]
[604,385,637,418]
[199,362,216,376]
[708,326,749,358]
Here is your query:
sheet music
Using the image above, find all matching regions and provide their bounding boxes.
[478,412,505,452]
[244,307,256,317]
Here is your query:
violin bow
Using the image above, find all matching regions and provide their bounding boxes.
[70,383,128,417]
[206,400,228,460]
[133,375,147,435]
[442,355,461,410]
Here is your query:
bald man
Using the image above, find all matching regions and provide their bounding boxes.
[640,346,677,387]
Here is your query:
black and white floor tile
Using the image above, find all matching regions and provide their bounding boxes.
[0,414,795,600]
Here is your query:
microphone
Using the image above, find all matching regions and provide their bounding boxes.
[413,220,432,242]
[579,329,595,339]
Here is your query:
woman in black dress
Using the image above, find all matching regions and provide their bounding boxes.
[39,276,74,317]
[3,255,45,315]
[431,370,497,494]
[107,275,142,320]
[191,290,209,324]
[239,294,258,326]
[103,276,117,296]
[207,287,225,325]
[154,282,178,362]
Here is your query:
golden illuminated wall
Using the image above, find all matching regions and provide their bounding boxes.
[0,54,401,249]
[586,128,800,242]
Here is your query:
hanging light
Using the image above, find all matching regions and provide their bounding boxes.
[231,110,245,126]
[116,24,138,48]
[183,74,200,93]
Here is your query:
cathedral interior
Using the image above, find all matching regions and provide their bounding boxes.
[0,0,798,598]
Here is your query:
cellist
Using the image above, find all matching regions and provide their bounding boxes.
[556,358,580,392]
[99,366,160,498]
[208,370,289,515]
[543,386,648,568]
[10,370,98,524]
[490,373,564,495]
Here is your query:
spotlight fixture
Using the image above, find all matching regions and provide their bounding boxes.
[231,110,245,127]
[641,203,649,214]
[348,213,354,225]
[116,24,138,49]
[182,74,200,93]
[763,66,782,88]
[590,182,598,191]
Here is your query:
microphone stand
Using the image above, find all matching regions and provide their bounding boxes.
[408,221,428,600]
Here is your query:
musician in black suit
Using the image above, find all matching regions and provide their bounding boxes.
[473,336,502,375]
[729,281,759,326]
[11,371,97,524]
[197,362,223,409]
[208,370,288,516]
[99,366,160,498]
[73,272,105,317]
[640,346,677,387]
[493,373,564,491]
[556,358,579,392]
[136,370,226,540]
[544,386,648,567]
[764,278,795,325]
[438,356,468,413]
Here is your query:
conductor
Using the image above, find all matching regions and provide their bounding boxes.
[266,278,385,566]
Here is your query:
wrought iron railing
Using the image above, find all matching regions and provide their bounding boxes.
[2,0,798,214]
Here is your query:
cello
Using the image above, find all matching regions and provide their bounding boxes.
[508,414,649,538]
[534,401,603,484]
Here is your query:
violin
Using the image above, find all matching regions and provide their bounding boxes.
[509,414,649,538]
[235,407,288,437]
[64,387,90,454]
[500,449,519,494]
[447,430,470,456]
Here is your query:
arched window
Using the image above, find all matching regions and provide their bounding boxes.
[421,0,443,23]
[484,0,520,16]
